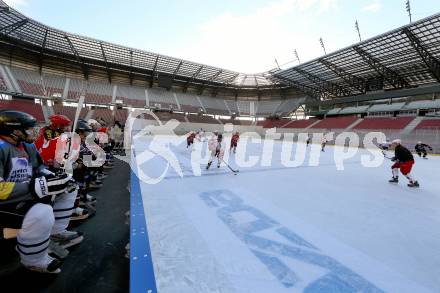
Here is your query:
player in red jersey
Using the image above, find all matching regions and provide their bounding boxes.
[230,131,240,153]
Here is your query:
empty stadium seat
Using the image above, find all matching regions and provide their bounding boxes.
[186,114,219,124]
[353,117,415,130]
[311,116,359,129]
[0,99,45,121]
[0,77,8,91]
[52,104,87,121]
[257,119,291,128]
[415,119,440,130]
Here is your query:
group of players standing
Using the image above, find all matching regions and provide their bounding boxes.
[187,129,434,189]
[0,110,114,274]
[186,129,240,170]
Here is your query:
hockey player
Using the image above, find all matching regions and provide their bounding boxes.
[415,141,432,159]
[230,131,240,154]
[321,136,328,152]
[379,139,391,151]
[388,139,419,187]
[0,110,82,273]
[187,132,196,148]
[34,114,71,170]
[206,133,225,170]
[306,136,311,147]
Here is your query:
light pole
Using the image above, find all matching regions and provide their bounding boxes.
[355,20,362,42]
[406,0,412,23]
[294,49,301,64]
[274,58,280,70]
[319,37,327,55]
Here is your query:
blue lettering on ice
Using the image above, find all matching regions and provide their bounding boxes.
[199,190,384,292]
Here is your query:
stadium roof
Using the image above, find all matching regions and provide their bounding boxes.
[270,12,440,101]
[0,0,439,98]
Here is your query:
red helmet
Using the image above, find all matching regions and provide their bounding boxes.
[50,114,71,127]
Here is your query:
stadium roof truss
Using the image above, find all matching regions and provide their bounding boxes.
[271,12,440,101]
[0,0,439,100]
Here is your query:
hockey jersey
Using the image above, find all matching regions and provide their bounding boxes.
[394,145,414,162]
[0,139,44,204]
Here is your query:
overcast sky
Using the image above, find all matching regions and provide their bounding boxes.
[4,0,439,73]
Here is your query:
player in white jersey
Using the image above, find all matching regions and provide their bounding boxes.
[206,134,225,170]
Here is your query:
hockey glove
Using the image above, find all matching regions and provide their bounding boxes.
[31,173,73,199]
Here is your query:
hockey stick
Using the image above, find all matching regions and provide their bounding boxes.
[381,150,394,160]
[221,158,239,174]
[64,95,85,160]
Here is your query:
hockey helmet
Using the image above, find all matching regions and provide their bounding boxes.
[76,119,92,134]
[0,110,37,142]
[50,114,71,127]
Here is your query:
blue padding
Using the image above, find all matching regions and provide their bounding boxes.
[130,150,157,293]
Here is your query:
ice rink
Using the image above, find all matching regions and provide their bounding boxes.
[131,134,440,293]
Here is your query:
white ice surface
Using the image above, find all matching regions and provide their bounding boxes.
[133,135,440,293]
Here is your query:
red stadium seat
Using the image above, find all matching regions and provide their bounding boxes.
[311,116,359,129]
[354,117,414,130]
[415,119,440,130]
[0,99,45,121]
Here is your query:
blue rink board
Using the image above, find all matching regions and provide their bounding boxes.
[130,150,157,293]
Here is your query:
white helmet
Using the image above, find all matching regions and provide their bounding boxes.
[87,119,98,125]
[391,139,401,145]
[417,141,422,144]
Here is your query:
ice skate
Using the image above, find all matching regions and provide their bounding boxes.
[389,177,398,184]
[408,181,420,188]
[51,230,84,249]
[48,240,69,259]
[23,255,62,274]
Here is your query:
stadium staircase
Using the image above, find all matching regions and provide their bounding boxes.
[304,119,321,129]
[401,116,424,134]
[0,65,19,92]
[345,118,364,130]
[0,65,13,91]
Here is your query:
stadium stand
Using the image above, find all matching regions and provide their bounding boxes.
[67,78,86,101]
[198,95,229,115]
[283,118,319,128]
[353,117,415,130]
[256,100,282,116]
[117,85,146,108]
[415,119,440,130]
[91,108,129,124]
[311,116,359,129]
[339,105,370,115]
[403,99,440,110]
[152,111,187,122]
[225,100,238,115]
[274,98,304,116]
[326,108,342,115]
[92,108,113,124]
[186,114,219,124]
[367,102,406,113]
[148,88,177,109]
[10,67,45,96]
[0,76,7,91]
[115,109,128,123]
[175,92,203,113]
[257,119,291,128]
[84,80,113,104]
[52,104,87,121]
[236,100,251,116]
[0,99,44,121]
